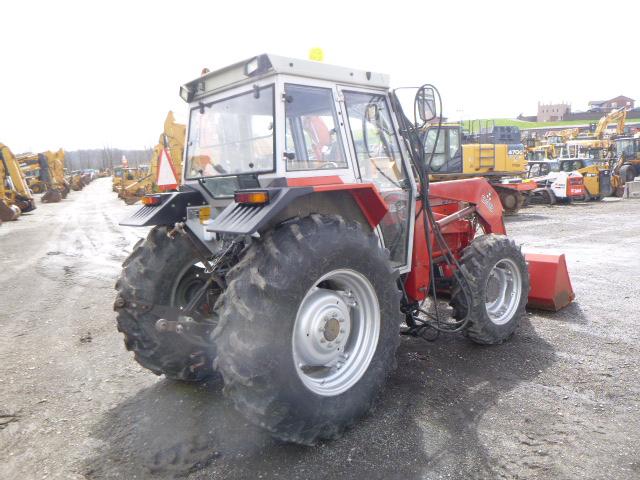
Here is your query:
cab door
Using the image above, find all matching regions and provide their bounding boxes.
[337,87,414,270]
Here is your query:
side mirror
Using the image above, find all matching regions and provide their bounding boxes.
[416,86,437,122]
[365,103,379,122]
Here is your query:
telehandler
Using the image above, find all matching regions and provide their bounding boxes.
[1,143,36,220]
[115,55,574,445]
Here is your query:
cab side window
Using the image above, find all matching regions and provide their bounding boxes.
[342,91,410,267]
[284,85,346,171]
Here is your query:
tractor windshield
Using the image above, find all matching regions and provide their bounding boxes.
[185,85,275,179]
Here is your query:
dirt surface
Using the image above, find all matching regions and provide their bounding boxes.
[1,178,639,479]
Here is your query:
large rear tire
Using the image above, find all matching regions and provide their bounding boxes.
[450,234,529,345]
[213,215,402,445]
[114,226,218,381]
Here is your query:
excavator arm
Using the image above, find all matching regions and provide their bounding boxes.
[594,107,627,139]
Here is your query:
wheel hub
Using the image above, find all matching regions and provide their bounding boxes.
[292,269,380,397]
[485,258,522,325]
[293,289,352,368]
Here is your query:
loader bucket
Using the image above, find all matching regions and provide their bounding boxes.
[42,189,63,203]
[525,253,575,311]
[0,200,21,221]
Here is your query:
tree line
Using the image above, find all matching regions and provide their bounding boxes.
[64,147,154,171]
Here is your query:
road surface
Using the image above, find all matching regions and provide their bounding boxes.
[1,178,639,479]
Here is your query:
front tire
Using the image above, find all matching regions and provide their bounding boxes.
[451,235,529,345]
[213,215,402,445]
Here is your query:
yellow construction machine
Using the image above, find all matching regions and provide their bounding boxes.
[527,143,557,161]
[0,143,36,221]
[120,111,185,204]
[611,132,640,193]
[568,107,627,153]
[68,170,86,191]
[17,150,68,202]
[557,108,629,197]
[423,122,535,214]
[47,149,70,199]
[113,167,139,195]
[543,128,579,147]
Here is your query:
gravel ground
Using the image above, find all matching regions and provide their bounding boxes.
[0,178,639,479]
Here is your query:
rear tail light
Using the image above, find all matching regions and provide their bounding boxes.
[234,190,270,205]
[141,194,162,206]
[198,207,211,223]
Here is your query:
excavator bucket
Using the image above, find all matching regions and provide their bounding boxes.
[42,189,63,203]
[0,200,20,221]
[525,253,575,311]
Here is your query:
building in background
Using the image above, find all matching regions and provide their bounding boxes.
[537,102,571,122]
[588,95,634,113]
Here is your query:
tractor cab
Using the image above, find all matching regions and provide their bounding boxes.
[173,54,416,269]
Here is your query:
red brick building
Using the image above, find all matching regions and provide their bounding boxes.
[588,95,634,113]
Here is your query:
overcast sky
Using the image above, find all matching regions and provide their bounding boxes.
[2,0,638,152]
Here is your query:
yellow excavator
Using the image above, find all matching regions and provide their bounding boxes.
[1,143,36,221]
[46,149,70,199]
[120,111,185,204]
[17,150,68,203]
[423,122,535,214]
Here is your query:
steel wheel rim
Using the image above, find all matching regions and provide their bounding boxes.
[485,258,522,325]
[292,269,380,397]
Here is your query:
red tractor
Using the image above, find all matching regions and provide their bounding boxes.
[115,54,573,445]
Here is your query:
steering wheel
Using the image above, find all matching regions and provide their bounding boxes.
[321,161,339,169]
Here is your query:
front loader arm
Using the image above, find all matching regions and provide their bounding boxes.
[428,177,505,234]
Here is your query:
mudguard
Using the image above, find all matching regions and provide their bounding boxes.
[205,181,388,236]
[205,187,312,235]
[119,189,207,227]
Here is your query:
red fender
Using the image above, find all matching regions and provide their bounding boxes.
[287,176,388,228]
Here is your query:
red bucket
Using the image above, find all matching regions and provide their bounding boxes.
[525,253,575,311]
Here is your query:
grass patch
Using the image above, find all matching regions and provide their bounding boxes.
[462,118,640,130]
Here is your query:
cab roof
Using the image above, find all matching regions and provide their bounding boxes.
[181,54,390,102]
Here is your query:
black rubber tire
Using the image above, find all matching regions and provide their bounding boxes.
[620,164,635,184]
[114,226,217,381]
[213,214,402,445]
[450,234,529,345]
[497,189,523,216]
